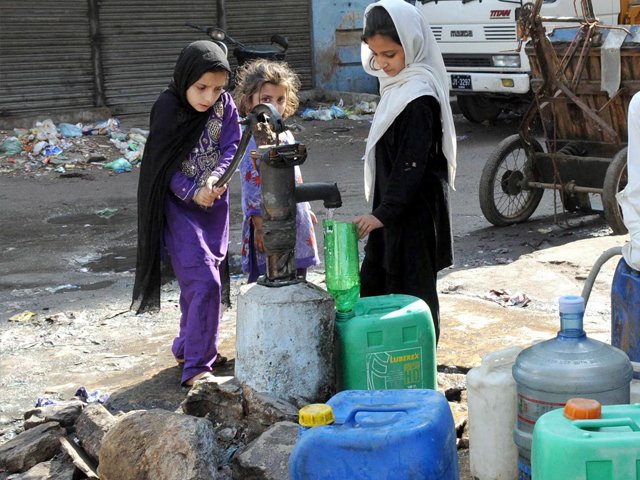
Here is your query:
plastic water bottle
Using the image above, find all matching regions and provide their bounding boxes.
[513,295,632,480]
[323,220,360,313]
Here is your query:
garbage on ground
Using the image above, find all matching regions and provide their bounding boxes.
[9,310,36,322]
[482,289,531,308]
[96,207,118,218]
[0,117,148,176]
[46,284,80,294]
[58,122,83,137]
[104,158,133,173]
[300,98,377,121]
[0,137,23,155]
[75,386,110,404]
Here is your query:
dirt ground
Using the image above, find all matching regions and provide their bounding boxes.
[0,109,625,478]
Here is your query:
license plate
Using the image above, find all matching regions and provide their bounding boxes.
[451,74,472,90]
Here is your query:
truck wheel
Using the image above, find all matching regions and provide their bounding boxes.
[602,147,628,235]
[479,134,544,226]
[457,95,501,123]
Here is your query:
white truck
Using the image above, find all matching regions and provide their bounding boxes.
[418,0,621,122]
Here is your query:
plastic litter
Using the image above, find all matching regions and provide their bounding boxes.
[354,100,377,114]
[9,310,35,322]
[75,386,110,404]
[44,145,63,156]
[46,284,80,293]
[32,140,47,156]
[35,397,59,407]
[96,207,118,218]
[301,106,343,121]
[0,137,23,155]
[58,123,83,137]
[33,119,59,143]
[104,158,132,173]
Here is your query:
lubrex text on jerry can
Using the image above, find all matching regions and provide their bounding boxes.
[533,398,640,479]
[288,389,459,480]
[334,294,437,391]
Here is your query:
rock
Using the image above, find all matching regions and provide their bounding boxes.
[448,401,468,435]
[242,386,299,441]
[59,436,98,479]
[0,421,65,473]
[97,409,219,480]
[74,403,116,463]
[48,451,78,480]
[5,460,50,479]
[23,400,85,431]
[182,378,244,424]
[12,452,79,480]
[437,372,467,401]
[232,421,299,480]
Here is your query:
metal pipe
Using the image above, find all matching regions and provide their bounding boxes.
[527,181,602,194]
[295,182,342,209]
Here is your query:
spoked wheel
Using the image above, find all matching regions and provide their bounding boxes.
[479,134,544,226]
[602,147,628,235]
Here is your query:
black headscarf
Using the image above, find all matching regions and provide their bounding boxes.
[131,41,231,314]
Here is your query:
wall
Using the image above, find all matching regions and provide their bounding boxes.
[311,0,378,93]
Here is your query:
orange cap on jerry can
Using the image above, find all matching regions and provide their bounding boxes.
[563,398,602,420]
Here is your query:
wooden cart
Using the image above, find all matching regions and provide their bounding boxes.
[479,0,640,234]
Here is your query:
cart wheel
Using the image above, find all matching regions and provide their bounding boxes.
[602,147,628,235]
[479,134,544,226]
[457,95,501,124]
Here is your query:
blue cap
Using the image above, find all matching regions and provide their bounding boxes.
[559,295,585,314]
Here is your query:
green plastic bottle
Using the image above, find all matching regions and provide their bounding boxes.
[323,220,360,313]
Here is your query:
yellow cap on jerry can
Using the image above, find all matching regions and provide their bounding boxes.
[298,404,334,427]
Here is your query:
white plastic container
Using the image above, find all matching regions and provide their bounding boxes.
[467,346,522,480]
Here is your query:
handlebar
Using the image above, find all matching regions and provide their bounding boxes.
[185,22,287,52]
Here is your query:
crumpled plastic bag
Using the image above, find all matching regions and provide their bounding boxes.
[75,386,110,404]
[301,104,348,121]
[104,158,132,173]
[58,122,83,137]
[0,136,23,155]
[33,119,59,143]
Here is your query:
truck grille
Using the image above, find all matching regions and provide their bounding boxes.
[442,54,493,68]
[483,25,517,41]
[430,26,443,41]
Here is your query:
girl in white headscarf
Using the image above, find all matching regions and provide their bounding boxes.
[353,0,456,342]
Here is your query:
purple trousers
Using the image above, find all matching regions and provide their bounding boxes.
[164,191,228,384]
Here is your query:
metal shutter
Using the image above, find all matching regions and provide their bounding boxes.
[98,0,217,118]
[0,1,94,118]
[225,0,313,89]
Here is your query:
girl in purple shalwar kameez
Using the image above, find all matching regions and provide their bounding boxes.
[132,41,241,386]
[233,60,319,282]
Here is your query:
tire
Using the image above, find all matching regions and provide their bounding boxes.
[479,134,544,226]
[457,95,501,123]
[602,147,628,235]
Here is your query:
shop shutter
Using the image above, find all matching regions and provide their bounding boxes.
[225,0,313,89]
[0,1,94,118]
[98,0,217,118]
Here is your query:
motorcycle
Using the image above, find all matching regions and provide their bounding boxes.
[185,22,288,87]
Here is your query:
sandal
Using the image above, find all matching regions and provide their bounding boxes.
[213,355,228,368]
[184,371,216,386]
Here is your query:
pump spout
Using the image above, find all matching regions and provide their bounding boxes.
[295,182,342,209]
